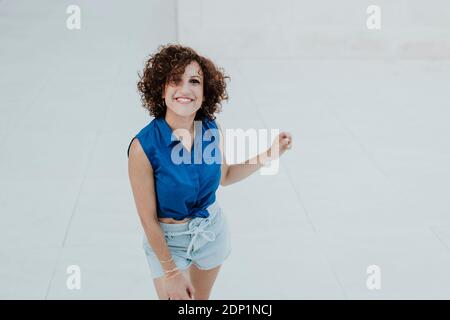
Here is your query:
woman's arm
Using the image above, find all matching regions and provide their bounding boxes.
[216,121,292,187]
[127,138,194,299]
[128,138,171,262]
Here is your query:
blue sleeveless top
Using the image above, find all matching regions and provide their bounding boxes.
[127,116,222,220]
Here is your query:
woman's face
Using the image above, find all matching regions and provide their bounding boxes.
[163,60,204,118]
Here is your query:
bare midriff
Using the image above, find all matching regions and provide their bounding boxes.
[158,217,192,224]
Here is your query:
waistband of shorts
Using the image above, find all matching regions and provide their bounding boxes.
[158,200,221,232]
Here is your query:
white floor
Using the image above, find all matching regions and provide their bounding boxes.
[1,0,450,299]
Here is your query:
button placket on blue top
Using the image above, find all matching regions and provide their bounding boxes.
[137,117,221,221]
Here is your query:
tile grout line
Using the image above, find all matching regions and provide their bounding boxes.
[319,97,391,181]
[234,61,349,299]
[0,2,71,154]
[0,3,77,299]
[175,0,179,43]
[0,70,53,163]
[318,91,441,230]
[43,33,130,299]
[430,226,450,253]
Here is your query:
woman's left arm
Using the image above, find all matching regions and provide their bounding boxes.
[217,121,292,187]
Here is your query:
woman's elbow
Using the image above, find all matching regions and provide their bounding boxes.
[220,178,229,187]
[220,165,230,187]
[220,173,231,187]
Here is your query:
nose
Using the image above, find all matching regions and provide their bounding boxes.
[179,80,192,95]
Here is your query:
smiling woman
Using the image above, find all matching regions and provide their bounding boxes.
[127,44,292,301]
[128,44,233,301]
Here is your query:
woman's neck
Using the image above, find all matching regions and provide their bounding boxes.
[164,110,196,137]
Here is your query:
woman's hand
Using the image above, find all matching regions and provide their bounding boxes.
[268,131,293,160]
[164,271,195,300]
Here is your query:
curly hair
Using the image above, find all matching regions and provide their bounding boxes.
[137,44,230,121]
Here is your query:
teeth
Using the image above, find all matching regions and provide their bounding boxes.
[176,98,192,102]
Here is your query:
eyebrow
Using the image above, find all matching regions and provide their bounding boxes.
[189,75,202,79]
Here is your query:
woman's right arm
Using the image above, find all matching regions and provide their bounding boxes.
[127,137,195,300]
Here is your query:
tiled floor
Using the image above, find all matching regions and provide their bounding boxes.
[1,0,450,299]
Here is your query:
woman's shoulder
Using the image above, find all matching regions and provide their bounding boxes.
[127,117,160,159]
[136,117,159,137]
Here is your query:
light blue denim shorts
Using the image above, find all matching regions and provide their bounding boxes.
[142,200,232,279]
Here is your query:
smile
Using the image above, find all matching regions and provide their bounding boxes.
[175,97,194,104]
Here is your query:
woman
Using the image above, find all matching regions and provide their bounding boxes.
[127,44,292,300]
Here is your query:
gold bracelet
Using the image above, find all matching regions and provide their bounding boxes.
[165,270,181,280]
[163,266,179,274]
[159,256,174,264]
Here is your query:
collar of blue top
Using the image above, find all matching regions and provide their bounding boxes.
[157,117,202,148]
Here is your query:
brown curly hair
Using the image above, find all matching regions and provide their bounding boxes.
[137,44,230,121]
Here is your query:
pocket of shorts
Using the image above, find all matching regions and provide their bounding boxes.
[164,232,174,243]
[205,207,222,227]
[143,233,169,251]
[214,211,229,238]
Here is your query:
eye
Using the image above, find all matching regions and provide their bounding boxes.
[190,79,200,84]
